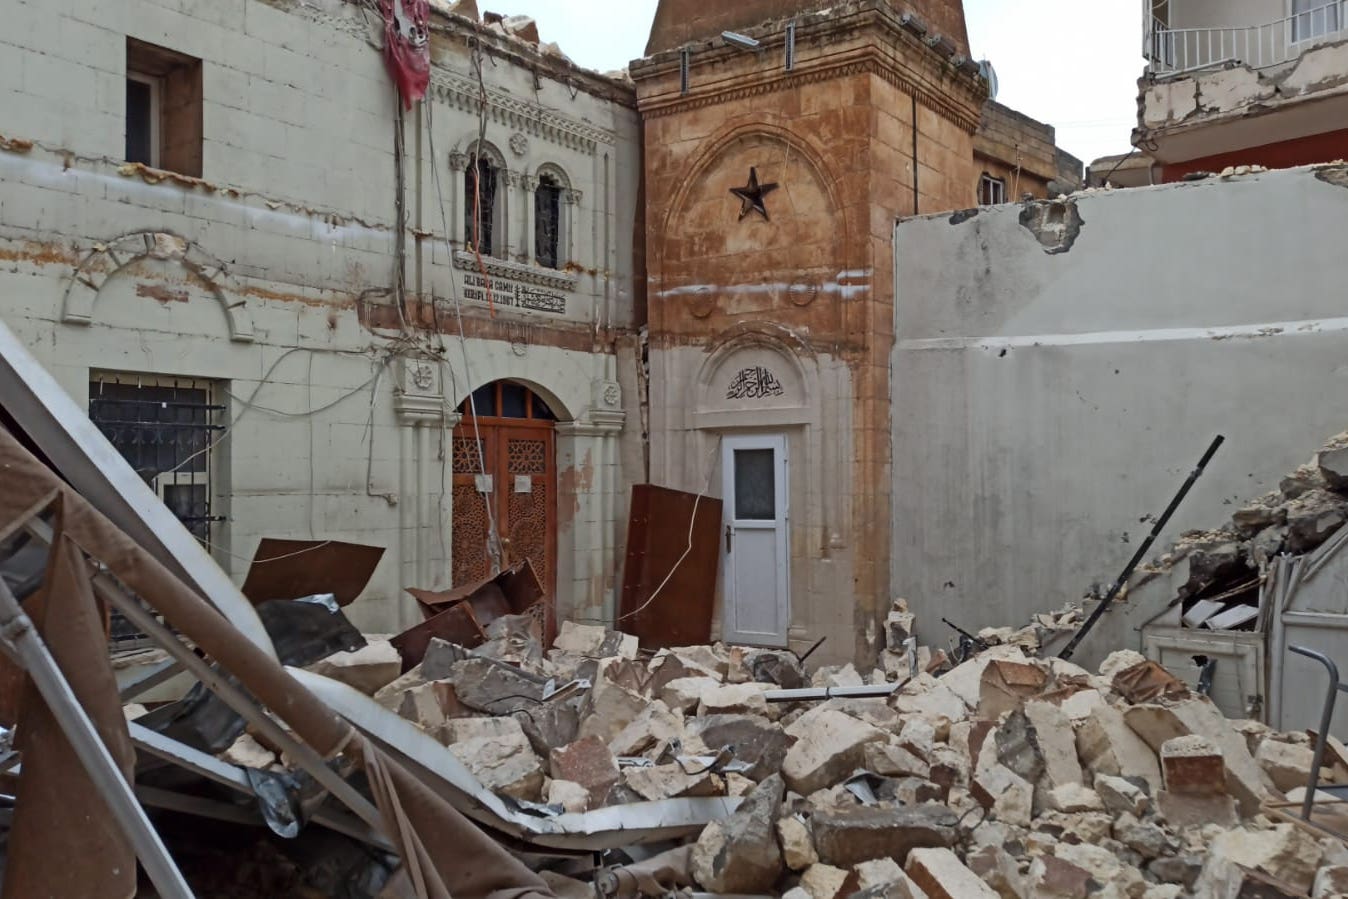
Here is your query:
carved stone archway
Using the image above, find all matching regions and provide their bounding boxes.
[62,230,255,342]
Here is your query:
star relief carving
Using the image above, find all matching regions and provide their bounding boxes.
[730,167,779,221]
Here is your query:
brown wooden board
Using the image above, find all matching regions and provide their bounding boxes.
[619,485,722,649]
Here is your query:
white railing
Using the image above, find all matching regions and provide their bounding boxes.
[1146,1,1346,75]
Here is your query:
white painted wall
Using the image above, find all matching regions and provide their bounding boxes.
[0,0,642,633]
[891,165,1348,653]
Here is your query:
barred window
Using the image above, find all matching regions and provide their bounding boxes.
[464,157,498,256]
[534,174,563,270]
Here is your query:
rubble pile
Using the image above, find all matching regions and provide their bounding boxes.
[1136,431,1348,631]
[305,606,1348,899]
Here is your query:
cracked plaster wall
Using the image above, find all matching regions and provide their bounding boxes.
[892,165,1348,663]
[0,0,643,633]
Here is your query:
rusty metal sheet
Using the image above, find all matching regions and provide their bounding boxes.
[409,559,544,619]
[240,538,384,607]
[619,485,722,649]
[390,602,484,671]
[396,560,546,669]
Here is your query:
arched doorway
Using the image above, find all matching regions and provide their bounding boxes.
[450,380,557,601]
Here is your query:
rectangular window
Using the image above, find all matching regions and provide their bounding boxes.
[464,158,498,257]
[979,173,1007,206]
[1292,0,1341,42]
[126,38,203,177]
[534,176,562,269]
[733,448,777,521]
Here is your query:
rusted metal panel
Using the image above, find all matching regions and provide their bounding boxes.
[239,538,385,607]
[619,485,722,649]
[396,559,546,669]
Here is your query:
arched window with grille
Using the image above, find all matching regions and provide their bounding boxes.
[534,173,563,269]
[464,155,500,256]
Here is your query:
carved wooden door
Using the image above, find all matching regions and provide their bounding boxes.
[450,382,557,603]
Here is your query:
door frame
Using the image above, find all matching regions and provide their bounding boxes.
[720,433,790,647]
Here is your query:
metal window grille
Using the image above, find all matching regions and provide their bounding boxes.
[465,157,497,256]
[534,175,562,270]
[89,374,225,648]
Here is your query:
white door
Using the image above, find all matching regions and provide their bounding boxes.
[721,434,790,647]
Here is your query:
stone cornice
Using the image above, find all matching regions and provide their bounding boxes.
[430,71,618,155]
[633,1,986,133]
[641,54,984,133]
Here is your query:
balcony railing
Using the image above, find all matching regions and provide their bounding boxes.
[1146,1,1346,75]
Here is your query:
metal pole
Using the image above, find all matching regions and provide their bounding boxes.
[1289,645,1343,820]
[0,578,194,899]
[1058,435,1225,661]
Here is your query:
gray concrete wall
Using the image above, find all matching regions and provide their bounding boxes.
[0,0,643,633]
[891,165,1348,653]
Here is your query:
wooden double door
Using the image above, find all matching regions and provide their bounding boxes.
[450,381,557,599]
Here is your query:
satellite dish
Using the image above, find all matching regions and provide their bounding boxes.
[978,59,999,100]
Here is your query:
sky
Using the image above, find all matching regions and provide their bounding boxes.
[489,0,1144,166]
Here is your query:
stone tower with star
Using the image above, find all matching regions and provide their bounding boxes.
[630,0,987,665]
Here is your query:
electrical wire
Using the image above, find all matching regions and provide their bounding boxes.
[425,70,502,571]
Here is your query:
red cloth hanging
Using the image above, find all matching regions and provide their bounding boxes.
[380,0,431,109]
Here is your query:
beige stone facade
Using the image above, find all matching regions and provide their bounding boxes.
[973,101,1082,203]
[634,0,987,664]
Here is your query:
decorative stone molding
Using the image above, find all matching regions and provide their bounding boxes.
[509,132,529,157]
[394,356,451,425]
[430,72,616,155]
[641,57,983,133]
[448,151,468,170]
[451,250,578,292]
[557,415,624,437]
[564,189,584,206]
[62,230,255,343]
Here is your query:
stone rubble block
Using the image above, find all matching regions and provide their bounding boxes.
[810,805,958,868]
[690,774,783,893]
[697,682,770,717]
[306,639,402,694]
[607,699,684,757]
[854,858,905,892]
[1026,854,1094,899]
[1076,702,1162,791]
[864,741,931,779]
[1025,700,1083,791]
[1257,738,1317,793]
[800,863,849,899]
[578,666,649,743]
[548,736,620,808]
[1199,823,1324,895]
[964,845,1023,899]
[687,714,794,782]
[1160,734,1227,796]
[623,763,720,801]
[443,717,544,801]
[545,779,589,813]
[776,815,818,871]
[1094,772,1151,817]
[658,676,722,714]
[905,848,1000,899]
[971,763,1033,827]
[782,708,888,795]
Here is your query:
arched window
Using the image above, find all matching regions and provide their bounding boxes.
[534,173,563,270]
[464,155,499,256]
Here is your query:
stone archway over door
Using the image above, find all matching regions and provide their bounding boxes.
[451,381,557,606]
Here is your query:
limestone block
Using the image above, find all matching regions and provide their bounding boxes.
[1113,812,1170,860]
[1200,823,1324,894]
[549,736,620,808]
[697,682,769,717]
[1314,865,1348,898]
[971,763,1033,826]
[223,734,276,769]
[1026,855,1093,899]
[579,675,647,743]
[1094,773,1151,817]
[546,779,590,813]
[623,763,720,801]
[658,676,721,714]
[307,639,402,694]
[905,848,999,899]
[777,815,818,871]
[1160,734,1226,796]
[964,845,1022,899]
[397,681,448,733]
[1034,810,1113,844]
[782,708,888,795]
[1257,739,1316,794]
[854,858,905,891]
[1076,703,1161,790]
[811,805,958,868]
[690,775,784,893]
[898,717,939,760]
[1155,789,1238,828]
[800,864,849,899]
[608,699,684,757]
[445,718,544,800]
[1054,843,1147,898]
[688,714,793,782]
[865,741,931,779]
[1025,700,1083,791]
[1045,783,1104,813]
